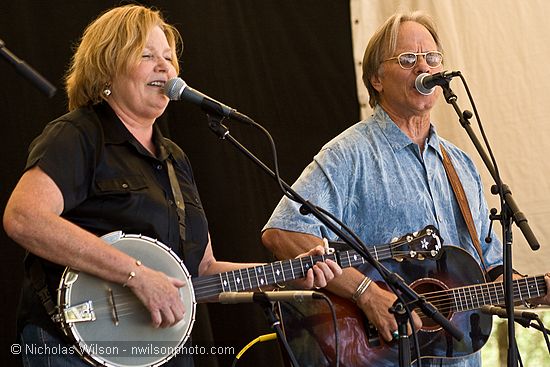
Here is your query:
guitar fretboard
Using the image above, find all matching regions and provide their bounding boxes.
[430,276,547,313]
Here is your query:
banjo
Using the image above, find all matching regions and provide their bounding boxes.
[55,227,440,366]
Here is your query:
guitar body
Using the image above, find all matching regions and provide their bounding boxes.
[279,246,492,366]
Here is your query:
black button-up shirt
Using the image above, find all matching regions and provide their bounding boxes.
[19,102,208,332]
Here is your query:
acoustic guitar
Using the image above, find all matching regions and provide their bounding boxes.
[278,245,548,366]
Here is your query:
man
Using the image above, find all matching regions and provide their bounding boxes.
[262,11,550,367]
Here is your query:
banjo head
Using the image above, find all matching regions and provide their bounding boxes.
[58,232,196,367]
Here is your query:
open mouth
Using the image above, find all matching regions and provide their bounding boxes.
[147,80,166,88]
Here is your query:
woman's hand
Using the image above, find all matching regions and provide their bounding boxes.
[125,266,187,328]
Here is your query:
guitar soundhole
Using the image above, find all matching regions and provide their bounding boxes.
[410,278,452,331]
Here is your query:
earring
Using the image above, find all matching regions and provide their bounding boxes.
[103,87,112,97]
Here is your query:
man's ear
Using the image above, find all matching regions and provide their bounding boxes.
[371,73,383,93]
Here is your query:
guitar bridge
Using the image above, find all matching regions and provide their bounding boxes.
[57,301,96,323]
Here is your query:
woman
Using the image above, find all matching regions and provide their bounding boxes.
[3,5,341,366]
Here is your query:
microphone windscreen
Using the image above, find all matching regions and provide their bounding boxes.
[415,73,435,96]
[164,78,186,100]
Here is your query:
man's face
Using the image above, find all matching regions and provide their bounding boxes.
[372,21,443,119]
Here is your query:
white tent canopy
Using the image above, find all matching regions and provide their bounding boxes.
[350,0,550,274]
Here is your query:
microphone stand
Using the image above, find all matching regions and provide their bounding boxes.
[0,37,57,97]
[440,80,540,367]
[255,293,301,367]
[204,112,464,366]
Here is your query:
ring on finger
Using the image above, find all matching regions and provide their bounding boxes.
[392,330,399,339]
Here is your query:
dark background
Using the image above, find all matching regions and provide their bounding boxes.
[0,1,359,366]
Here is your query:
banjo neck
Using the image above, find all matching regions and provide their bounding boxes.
[191,225,441,302]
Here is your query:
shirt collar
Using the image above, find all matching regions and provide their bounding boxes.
[94,102,171,161]
[373,105,443,157]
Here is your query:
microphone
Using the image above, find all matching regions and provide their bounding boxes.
[415,71,461,95]
[480,305,539,321]
[218,291,324,304]
[164,77,252,124]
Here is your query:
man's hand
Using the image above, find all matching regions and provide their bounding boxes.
[529,273,550,306]
[292,245,342,289]
[356,282,423,342]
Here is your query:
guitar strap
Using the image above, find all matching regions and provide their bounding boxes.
[166,158,187,242]
[440,143,488,272]
[27,256,57,318]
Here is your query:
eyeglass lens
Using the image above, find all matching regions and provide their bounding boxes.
[399,52,442,68]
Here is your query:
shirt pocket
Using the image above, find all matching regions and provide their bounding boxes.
[96,175,148,194]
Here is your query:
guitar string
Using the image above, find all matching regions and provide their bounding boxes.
[188,249,439,302]
[422,278,546,305]
[411,277,546,318]
[190,249,435,291]
[416,276,546,304]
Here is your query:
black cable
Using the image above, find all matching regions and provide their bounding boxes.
[402,302,423,367]
[457,73,505,210]
[535,317,550,355]
[517,340,524,367]
[314,204,422,366]
[238,112,418,331]
[456,73,519,366]
[237,115,296,203]
[315,292,340,367]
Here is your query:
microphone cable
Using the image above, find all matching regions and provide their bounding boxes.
[315,291,340,367]
[227,102,419,367]
[230,293,340,367]
[232,333,277,367]
[534,316,550,356]
[455,73,506,214]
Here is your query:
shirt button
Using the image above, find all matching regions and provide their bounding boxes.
[156,164,163,170]
[122,183,129,189]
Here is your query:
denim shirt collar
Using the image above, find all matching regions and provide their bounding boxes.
[373,105,443,159]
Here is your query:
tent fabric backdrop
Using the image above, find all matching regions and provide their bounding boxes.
[351,0,550,274]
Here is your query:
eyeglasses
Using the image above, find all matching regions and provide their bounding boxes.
[383,51,443,69]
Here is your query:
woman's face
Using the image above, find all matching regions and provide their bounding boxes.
[109,25,177,124]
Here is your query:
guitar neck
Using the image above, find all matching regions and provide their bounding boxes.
[192,246,390,302]
[444,275,547,313]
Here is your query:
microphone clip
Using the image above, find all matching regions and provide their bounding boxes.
[207,113,229,139]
